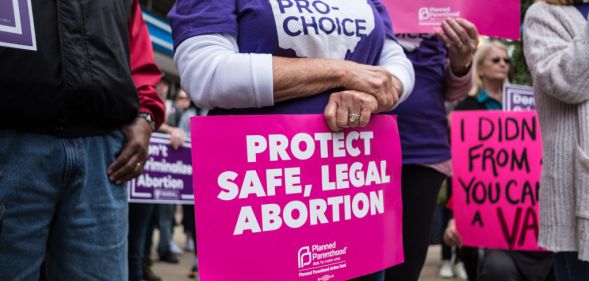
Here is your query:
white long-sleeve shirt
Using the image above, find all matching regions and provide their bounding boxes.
[175,33,414,111]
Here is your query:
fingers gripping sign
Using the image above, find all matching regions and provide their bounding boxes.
[436,18,479,76]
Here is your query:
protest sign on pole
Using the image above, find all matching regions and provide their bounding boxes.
[190,114,403,281]
[382,0,520,40]
[451,111,543,251]
[0,0,36,50]
[503,85,536,111]
[128,133,194,204]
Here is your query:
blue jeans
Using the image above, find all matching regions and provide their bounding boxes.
[553,252,589,281]
[128,203,154,281]
[0,130,128,281]
[157,204,175,257]
[144,205,158,254]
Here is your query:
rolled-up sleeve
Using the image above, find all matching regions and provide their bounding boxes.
[378,39,415,110]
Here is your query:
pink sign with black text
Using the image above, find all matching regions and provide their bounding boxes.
[383,0,521,40]
[451,111,542,251]
[190,114,404,281]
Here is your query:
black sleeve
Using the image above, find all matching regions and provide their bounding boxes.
[454,97,482,111]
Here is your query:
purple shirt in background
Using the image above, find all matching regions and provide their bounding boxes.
[168,0,395,115]
[391,34,450,165]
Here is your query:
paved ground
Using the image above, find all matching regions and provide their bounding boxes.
[418,246,461,281]
[150,227,461,281]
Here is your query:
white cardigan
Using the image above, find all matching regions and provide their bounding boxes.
[524,2,589,260]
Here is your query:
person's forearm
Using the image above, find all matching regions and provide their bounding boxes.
[378,38,415,110]
[158,123,174,134]
[444,61,473,101]
[176,34,400,110]
[272,57,347,103]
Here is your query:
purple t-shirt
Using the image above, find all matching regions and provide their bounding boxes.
[391,34,450,164]
[168,0,395,115]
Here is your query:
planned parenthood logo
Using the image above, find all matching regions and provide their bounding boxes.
[417,6,461,26]
[297,241,349,279]
[298,246,313,268]
[418,7,430,21]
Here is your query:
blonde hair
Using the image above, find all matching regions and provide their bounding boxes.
[468,42,511,97]
[543,0,583,5]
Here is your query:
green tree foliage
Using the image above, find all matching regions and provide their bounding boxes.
[506,0,535,85]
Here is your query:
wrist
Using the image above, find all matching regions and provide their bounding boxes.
[160,124,173,134]
[451,59,472,77]
[333,60,351,89]
[391,75,404,97]
[138,112,155,132]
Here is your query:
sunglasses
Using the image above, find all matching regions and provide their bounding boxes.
[490,57,511,64]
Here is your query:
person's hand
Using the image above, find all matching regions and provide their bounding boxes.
[108,117,152,185]
[443,218,463,247]
[168,127,186,150]
[323,90,379,132]
[337,62,403,112]
[436,18,479,77]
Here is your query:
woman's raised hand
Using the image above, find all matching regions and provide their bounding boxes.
[436,18,479,76]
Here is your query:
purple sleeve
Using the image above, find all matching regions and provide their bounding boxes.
[168,0,238,50]
[444,60,473,102]
[371,0,395,40]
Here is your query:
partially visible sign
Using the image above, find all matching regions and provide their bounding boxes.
[451,111,543,251]
[503,85,535,111]
[0,0,36,50]
[383,0,520,40]
[128,133,193,204]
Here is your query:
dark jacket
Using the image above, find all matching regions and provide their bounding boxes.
[454,96,486,111]
[0,0,140,137]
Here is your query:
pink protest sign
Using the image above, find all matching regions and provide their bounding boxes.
[190,114,403,281]
[383,0,521,40]
[451,111,542,251]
